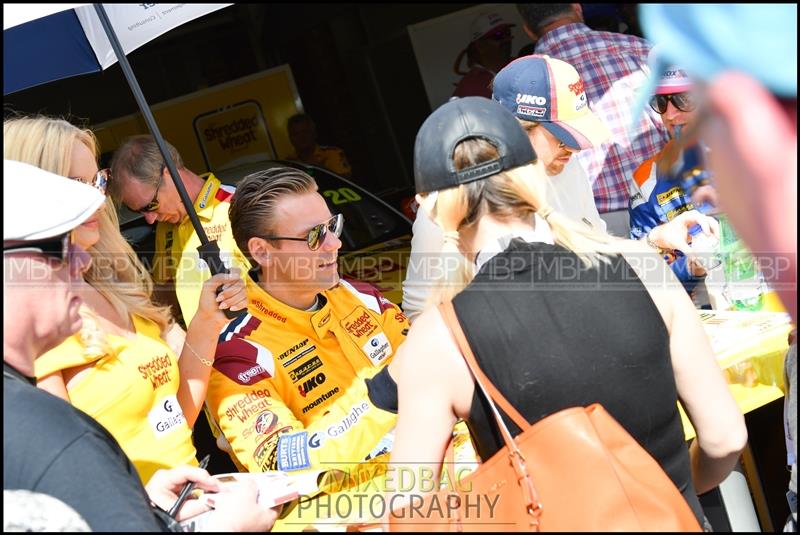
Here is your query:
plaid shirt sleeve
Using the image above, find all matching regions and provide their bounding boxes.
[536,24,670,213]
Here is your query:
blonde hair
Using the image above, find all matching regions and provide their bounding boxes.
[423,137,622,305]
[3,115,173,355]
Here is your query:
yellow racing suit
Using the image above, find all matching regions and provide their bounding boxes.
[206,274,409,473]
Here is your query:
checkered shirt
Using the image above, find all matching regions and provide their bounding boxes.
[535,23,670,212]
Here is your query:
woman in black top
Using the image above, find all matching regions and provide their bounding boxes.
[387,97,746,525]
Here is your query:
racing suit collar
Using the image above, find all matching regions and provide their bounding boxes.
[245,271,333,335]
[192,173,221,222]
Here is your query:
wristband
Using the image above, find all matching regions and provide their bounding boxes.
[645,231,661,252]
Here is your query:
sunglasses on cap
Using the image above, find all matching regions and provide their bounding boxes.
[261,213,344,251]
[649,92,697,114]
[68,169,109,196]
[3,231,92,279]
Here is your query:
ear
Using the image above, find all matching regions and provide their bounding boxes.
[571,3,583,21]
[247,237,272,268]
[522,23,538,43]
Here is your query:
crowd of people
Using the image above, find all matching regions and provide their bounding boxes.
[4,3,796,532]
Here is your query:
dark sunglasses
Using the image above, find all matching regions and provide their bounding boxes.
[3,231,91,278]
[68,169,109,195]
[649,92,697,114]
[262,214,344,251]
[138,165,165,214]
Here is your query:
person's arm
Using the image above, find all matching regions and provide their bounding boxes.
[401,210,444,323]
[646,210,719,254]
[386,306,473,506]
[163,322,186,359]
[36,371,70,401]
[668,293,748,493]
[145,465,279,531]
[177,270,247,428]
[623,243,747,494]
[207,367,398,474]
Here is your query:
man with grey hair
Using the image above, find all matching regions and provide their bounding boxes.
[110,135,249,327]
[3,159,167,531]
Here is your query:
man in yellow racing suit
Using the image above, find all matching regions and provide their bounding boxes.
[206,166,409,473]
[110,135,250,327]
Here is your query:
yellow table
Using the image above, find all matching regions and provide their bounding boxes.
[681,303,793,440]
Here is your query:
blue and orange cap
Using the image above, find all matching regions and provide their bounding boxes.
[492,54,610,150]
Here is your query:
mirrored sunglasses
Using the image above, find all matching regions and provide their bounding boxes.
[68,169,109,195]
[649,92,697,114]
[262,213,344,251]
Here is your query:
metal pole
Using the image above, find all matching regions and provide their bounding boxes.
[93,3,208,244]
[94,4,239,319]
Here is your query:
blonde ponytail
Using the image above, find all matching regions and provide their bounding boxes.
[504,166,620,268]
[418,136,628,307]
[423,186,475,307]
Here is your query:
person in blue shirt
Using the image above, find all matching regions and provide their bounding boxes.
[628,65,718,298]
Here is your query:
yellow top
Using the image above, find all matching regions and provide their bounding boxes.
[35,314,197,484]
[152,173,250,325]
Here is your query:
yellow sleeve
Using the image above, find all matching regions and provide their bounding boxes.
[377,301,410,358]
[35,335,98,379]
[174,249,205,327]
[176,233,250,325]
[207,369,396,473]
[151,222,177,286]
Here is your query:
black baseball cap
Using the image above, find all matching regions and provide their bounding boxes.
[414,96,537,194]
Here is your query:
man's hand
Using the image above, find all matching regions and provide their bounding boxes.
[647,210,720,255]
[691,185,719,212]
[205,479,281,532]
[686,256,709,278]
[145,465,220,521]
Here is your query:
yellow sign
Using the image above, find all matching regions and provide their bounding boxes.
[194,100,275,171]
[93,65,302,173]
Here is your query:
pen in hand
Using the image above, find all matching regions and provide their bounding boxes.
[168,454,211,519]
